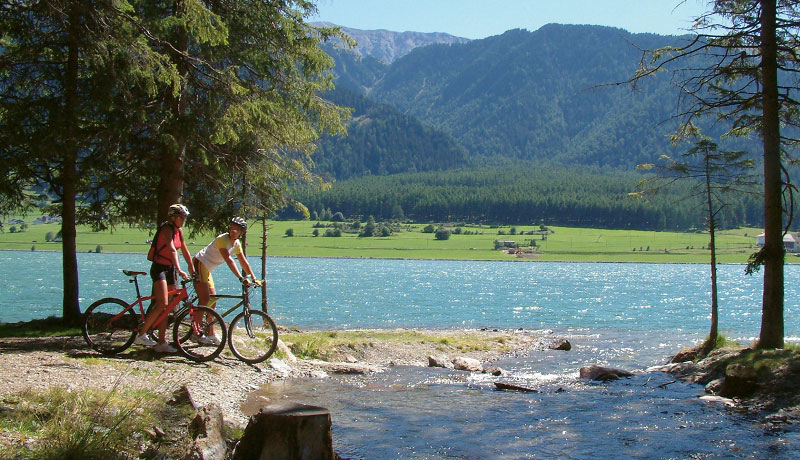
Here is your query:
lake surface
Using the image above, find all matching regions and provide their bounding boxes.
[1,252,799,458]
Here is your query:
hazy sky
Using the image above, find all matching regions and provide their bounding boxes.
[310,0,709,38]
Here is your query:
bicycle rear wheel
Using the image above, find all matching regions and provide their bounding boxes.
[172,306,227,362]
[228,310,278,364]
[83,298,137,355]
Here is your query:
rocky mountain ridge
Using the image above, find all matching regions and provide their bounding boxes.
[313,21,470,63]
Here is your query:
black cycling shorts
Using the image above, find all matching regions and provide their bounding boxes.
[150,262,177,286]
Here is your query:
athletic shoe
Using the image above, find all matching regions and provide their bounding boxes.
[154,342,177,353]
[192,334,220,346]
[133,334,157,347]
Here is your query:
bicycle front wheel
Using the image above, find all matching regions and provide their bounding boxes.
[172,306,227,362]
[83,298,137,355]
[228,310,278,364]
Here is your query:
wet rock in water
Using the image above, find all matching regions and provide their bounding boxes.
[579,365,633,381]
[453,357,483,372]
[428,355,453,369]
[484,366,506,376]
[705,378,725,394]
[309,359,381,375]
[232,401,334,460]
[699,395,736,406]
[494,382,539,393]
[719,363,759,398]
[548,339,571,351]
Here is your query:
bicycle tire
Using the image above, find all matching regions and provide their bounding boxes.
[82,298,137,355]
[228,310,278,364]
[172,306,227,362]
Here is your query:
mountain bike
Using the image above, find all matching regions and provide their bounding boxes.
[208,277,278,364]
[82,270,227,362]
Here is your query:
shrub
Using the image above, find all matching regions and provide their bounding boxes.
[359,221,376,237]
[95,245,103,253]
[45,231,55,242]
[422,224,435,233]
[332,212,345,222]
[434,228,451,240]
[312,229,319,237]
[324,228,342,237]
[285,228,294,237]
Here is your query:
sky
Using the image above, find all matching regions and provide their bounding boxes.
[310,0,709,39]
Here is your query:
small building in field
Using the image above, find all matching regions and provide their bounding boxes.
[755,232,800,252]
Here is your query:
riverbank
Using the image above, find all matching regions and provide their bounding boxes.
[0,328,544,427]
[2,328,799,426]
[3,328,799,458]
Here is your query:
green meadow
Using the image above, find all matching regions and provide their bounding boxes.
[0,216,787,264]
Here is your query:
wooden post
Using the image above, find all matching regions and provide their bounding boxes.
[261,216,268,313]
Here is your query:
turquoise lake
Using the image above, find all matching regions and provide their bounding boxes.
[2,251,799,458]
[2,252,797,343]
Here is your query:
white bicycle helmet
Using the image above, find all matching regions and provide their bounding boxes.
[168,204,190,217]
[231,216,247,232]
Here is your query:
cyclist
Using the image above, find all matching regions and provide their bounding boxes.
[192,216,260,344]
[134,203,195,352]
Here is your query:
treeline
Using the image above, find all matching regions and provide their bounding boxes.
[282,164,765,230]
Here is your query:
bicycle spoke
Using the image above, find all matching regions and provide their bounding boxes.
[228,310,278,364]
[173,306,226,362]
[83,298,137,355]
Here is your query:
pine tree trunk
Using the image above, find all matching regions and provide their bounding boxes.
[706,157,718,350]
[758,0,784,349]
[156,0,190,221]
[61,2,82,326]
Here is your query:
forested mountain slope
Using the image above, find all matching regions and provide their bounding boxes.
[303,24,776,229]
[315,87,468,179]
[366,24,696,166]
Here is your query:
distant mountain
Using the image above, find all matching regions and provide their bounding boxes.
[304,24,774,229]
[314,22,470,63]
[315,87,468,179]
[368,25,701,167]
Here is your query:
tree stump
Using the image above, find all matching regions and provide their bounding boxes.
[232,402,333,460]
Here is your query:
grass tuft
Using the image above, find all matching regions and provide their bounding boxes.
[0,381,194,459]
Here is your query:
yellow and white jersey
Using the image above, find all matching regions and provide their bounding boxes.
[195,233,242,271]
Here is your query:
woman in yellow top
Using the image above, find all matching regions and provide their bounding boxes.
[192,217,259,344]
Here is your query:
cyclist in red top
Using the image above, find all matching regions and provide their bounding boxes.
[134,204,195,353]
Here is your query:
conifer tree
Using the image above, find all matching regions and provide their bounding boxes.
[632,0,798,349]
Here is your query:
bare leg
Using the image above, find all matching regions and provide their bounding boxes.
[141,279,168,335]
[194,280,216,335]
[154,283,176,344]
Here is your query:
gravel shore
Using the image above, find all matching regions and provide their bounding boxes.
[0,328,544,425]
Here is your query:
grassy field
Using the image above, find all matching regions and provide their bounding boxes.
[0,216,790,264]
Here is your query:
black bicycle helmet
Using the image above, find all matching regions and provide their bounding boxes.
[231,216,247,232]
